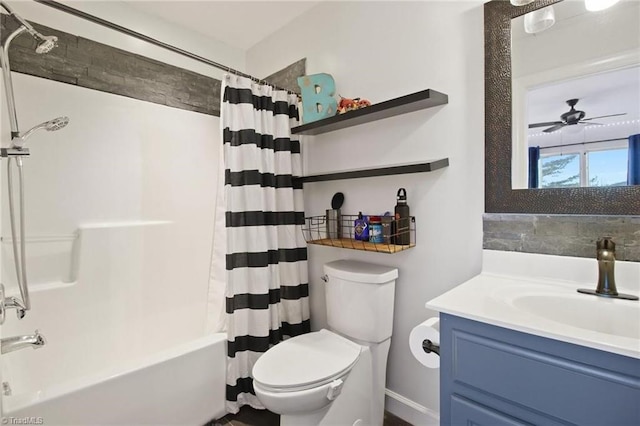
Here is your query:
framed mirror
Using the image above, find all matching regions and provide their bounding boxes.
[485,0,640,214]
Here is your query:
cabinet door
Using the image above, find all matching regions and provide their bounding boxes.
[450,395,532,426]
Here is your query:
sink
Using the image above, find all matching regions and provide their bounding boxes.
[427,250,640,359]
[511,294,640,340]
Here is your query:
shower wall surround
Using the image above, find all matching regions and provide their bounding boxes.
[484,214,640,262]
[0,13,305,116]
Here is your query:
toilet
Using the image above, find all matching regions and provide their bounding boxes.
[253,259,398,426]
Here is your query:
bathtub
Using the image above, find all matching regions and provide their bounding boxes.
[1,222,227,424]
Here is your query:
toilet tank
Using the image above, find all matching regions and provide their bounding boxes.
[323,260,398,343]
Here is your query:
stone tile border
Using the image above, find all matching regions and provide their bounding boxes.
[1,13,305,116]
[484,214,640,262]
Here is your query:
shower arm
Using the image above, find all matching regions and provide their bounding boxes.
[1,26,27,139]
[1,1,47,41]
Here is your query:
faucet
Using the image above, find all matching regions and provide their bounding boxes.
[1,330,46,354]
[4,295,27,319]
[577,237,639,301]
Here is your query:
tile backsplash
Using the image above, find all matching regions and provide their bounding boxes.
[483,214,640,262]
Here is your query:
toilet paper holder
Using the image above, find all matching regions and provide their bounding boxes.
[422,339,440,356]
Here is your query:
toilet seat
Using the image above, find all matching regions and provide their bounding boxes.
[253,329,361,393]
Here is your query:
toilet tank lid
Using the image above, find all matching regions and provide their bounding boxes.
[324,260,398,284]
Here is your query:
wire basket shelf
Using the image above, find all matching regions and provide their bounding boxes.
[302,214,416,254]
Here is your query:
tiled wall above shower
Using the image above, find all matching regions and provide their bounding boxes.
[483,214,640,262]
[0,13,305,117]
[1,13,220,115]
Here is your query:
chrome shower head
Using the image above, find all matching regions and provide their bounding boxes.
[1,1,59,54]
[10,117,70,149]
[44,116,69,131]
[35,36,58,54]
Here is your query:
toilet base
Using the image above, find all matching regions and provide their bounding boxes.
[281,347,374,426]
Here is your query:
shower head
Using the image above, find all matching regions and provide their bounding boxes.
[1,1,58,54]
[10,117,70,149]
[1,1,61,141]
[35,35,58,54]
[44,116,69,131]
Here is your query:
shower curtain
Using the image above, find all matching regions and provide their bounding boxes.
[221,74,310,413]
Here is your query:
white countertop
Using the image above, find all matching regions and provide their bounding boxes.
[426,250,640,359]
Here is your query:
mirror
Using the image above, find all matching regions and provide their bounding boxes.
[511,0,640,189]
[484,0,640,214]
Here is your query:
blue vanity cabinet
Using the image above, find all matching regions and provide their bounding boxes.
[440,314,640,426]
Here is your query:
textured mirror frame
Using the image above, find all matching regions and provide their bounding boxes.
[484,0,640,214]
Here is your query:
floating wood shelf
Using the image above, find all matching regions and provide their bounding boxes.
[291,89,448,136]
[302,214,416,254]
[306,238,416,254]
[300,158,449,183]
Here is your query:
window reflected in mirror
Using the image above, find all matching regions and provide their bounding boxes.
[537,143,630,189]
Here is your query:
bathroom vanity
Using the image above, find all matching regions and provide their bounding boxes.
[427,250,640,426]
[439,314,638,425]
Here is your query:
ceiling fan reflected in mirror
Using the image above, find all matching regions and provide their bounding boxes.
[528,98,627,133]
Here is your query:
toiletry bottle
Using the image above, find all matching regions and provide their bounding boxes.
[354,212,369,241]
[381,212,393,244]
[394,188,410,245]
[368,216,383,243]
[326,209,341,239]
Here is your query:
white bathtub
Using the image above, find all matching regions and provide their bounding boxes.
[4,334,226,425]
[1,222,227,424]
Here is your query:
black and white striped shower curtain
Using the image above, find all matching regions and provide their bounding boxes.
[222,74,310,413]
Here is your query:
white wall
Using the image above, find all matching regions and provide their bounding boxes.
[247,2,485,423]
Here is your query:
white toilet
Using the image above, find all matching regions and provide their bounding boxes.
[252,259,398,426]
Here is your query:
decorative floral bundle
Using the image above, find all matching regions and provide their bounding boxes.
[337,96,371,114]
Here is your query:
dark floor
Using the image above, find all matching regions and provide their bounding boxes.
[209,406,413,426]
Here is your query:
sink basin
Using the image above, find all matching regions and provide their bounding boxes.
[511,294,640,340]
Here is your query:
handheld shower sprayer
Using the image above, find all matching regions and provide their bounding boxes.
[11,117,70,149]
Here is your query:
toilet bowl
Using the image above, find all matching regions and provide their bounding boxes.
[253,329,361,415]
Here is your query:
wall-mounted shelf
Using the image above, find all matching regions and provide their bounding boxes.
[291,89,448,136]
[300,158,449,183]
[302,215,416,254]
[306,238,415,254]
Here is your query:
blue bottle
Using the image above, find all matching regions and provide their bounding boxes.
[354,212,369,241]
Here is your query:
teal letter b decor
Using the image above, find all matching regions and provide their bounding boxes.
[297,73,338,123]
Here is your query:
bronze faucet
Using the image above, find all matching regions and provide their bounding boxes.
[577,237,638,301]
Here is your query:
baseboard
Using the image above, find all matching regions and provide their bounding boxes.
[385,389,439,426]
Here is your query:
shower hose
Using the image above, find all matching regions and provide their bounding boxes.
[6,156,30,312]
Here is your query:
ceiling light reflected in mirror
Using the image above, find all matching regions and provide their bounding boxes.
[511,0,535,5]
[524,6,556,34]
[585,0,621,12]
